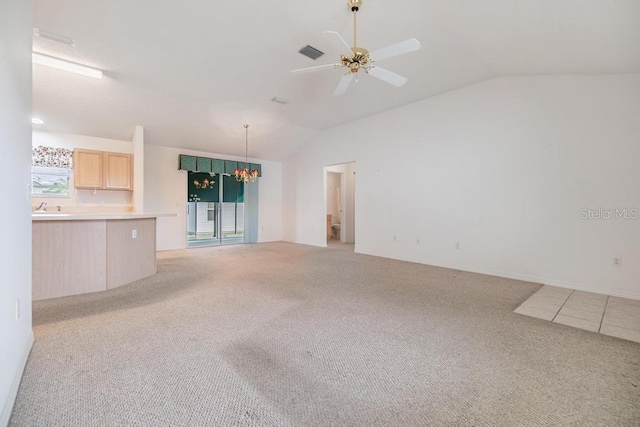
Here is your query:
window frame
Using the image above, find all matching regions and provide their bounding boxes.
[31,166,72,198]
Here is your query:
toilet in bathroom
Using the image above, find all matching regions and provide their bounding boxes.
[331,223,341,240]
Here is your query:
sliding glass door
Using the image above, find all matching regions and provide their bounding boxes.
[187,172,244,247]
[221,175,244,244]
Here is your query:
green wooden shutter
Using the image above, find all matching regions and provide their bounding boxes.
[212,158,225,174]
[225,160,238,174]
[196,157,212,173]
[179,155,197,171]
[181,155,261,177]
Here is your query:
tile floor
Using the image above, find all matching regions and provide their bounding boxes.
[515,285,640,344]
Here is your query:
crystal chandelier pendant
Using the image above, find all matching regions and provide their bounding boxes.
[235,124,257,184]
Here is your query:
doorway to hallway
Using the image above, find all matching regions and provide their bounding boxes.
[324,162,356,246]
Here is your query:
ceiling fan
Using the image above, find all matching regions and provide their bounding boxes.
[291,0,420,95]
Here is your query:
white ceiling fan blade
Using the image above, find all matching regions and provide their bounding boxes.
[291,63,340,73]
[369,38,420,62]
[323,31,353,57]
[334,73,354,96]
[367,66,408,87]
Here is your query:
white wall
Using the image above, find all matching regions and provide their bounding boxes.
[132,126,145,213]
[326,172,341,221]
[284,74,640,299]
[0,0,34,424]
[32,130,134,212]
[144,145,283,251]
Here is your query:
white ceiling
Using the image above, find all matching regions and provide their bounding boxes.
[33,0,640,160]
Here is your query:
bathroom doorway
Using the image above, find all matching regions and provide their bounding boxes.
[324,162,355,245]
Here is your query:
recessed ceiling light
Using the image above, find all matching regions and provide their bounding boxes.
[32,118,44,125]
[271,97,289,105]
[32,52,103,79]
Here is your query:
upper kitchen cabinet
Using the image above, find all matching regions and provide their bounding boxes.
[74,149,104,189]
[73,149,133,191]
[104,152,132,190]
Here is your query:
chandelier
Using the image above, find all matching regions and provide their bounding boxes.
[234,124,259,184]
[193,177,214,189]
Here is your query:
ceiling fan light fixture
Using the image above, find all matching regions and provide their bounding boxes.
[290,0,420,95]
[348,0,362,12]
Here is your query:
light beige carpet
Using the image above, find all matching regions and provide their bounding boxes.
[10,242,640,426]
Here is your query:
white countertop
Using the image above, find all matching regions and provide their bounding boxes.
[32,212,178,221]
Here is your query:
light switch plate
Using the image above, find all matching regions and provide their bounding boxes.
[132,229,137,239]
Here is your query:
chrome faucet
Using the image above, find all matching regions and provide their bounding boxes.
[35,201,47,212]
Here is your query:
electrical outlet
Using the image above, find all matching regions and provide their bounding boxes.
[15,299,20,321]
[132,229,138,239]
[613,258,622,267]
[455,242,461,250]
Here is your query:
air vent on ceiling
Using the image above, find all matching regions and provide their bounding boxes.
[271,97,289,105]
[299,45,324,60]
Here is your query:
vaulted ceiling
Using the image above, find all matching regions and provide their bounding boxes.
[32,0,640,160]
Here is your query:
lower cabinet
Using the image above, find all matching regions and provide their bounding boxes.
[32,218,156,300]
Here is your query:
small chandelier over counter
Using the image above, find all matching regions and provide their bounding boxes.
[234,124,259,184]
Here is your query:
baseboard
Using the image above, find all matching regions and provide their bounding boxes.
[1,331,34,427]
[448,264,640,300]
[355,249,640,301]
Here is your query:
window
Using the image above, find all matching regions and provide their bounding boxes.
[32,166,71,197]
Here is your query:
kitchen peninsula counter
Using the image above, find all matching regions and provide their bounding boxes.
[32,213,175,300]
[32,212,173,221]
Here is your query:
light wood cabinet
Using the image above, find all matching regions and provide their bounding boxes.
[104,152,132,190]
[73,149,133,190]
[73,149,104,189]
[32,217,157,300]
